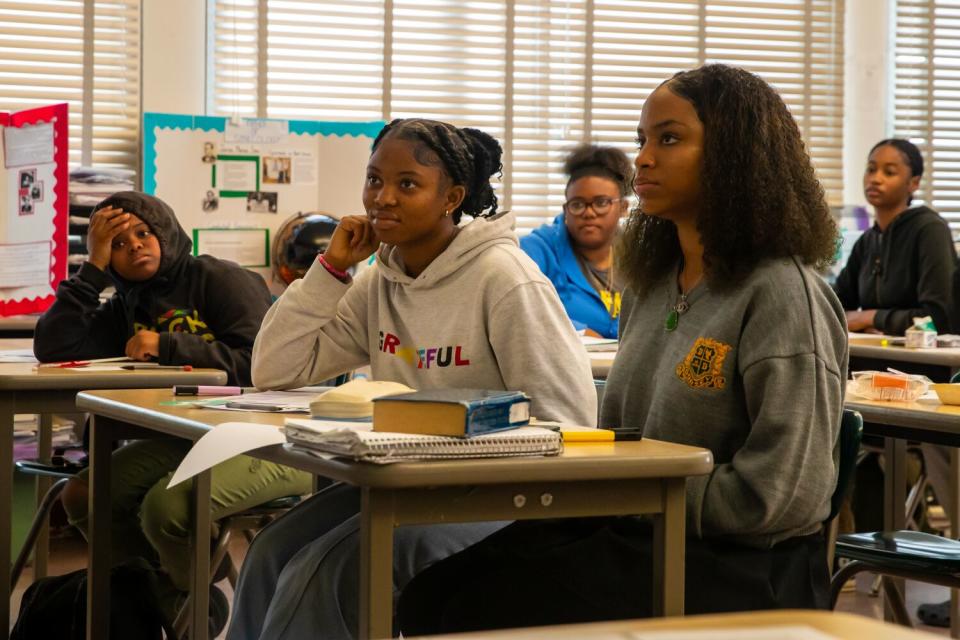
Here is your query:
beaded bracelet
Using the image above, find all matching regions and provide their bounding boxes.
[317,254,350,282]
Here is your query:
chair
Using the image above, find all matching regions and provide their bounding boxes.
[11,446,87,588]
[171,494,303,638]
[829,406,960,625]
[826,410,864,570]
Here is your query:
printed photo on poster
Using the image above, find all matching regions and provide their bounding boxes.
[19,195,33,216]
[19,168,36,189]
[246,191,278,213]
[202,189,219,212]
[202,141,217,164]
[31,181,43,202]
[262,156,291,184]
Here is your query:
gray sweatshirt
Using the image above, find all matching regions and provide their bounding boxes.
[601,257,848,548]
[253,212,597,426]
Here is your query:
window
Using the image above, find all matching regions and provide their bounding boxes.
[0,0,141,170]
[210,0,845,229]
[894,0,960,231]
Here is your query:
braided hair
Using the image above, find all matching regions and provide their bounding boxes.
[564,143,634,198]
[371,118,502,224]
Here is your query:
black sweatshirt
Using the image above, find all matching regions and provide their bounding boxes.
[34,192,272,385]
[832,206,956,335]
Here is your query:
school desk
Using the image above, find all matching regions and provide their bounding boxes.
[74,388,714,640]
[845,393,960,637]
[848,333,960,381]
[407,609,941,639]
[0,353,225,632]
[0,315,37,339]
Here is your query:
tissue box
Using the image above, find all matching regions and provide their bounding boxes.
[905,327,936,349]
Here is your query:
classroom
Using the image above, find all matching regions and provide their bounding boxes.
[1,0,959,639]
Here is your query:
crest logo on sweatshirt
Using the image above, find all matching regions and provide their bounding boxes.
[378,331,471,369]
[675,337,731,390]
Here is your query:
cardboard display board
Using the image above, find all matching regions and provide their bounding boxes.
[0,103,68,317]
[143,114,383,287]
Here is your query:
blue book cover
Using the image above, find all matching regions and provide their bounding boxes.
[372,389,531,437]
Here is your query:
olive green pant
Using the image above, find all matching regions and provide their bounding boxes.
[66,439,313,591]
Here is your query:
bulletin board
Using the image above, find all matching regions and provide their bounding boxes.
[143,113,383,286]
[0,103,68,317]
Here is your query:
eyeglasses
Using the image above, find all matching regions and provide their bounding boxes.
[563,196,622,217]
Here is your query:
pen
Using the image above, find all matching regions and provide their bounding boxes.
[174,385,244,396]
[224,401,284,412]
[121,364,194,371]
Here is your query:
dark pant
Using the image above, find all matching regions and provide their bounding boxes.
[399,517,829,635]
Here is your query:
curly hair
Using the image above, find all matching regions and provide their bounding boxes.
[372,118,503,224]
[619,64,838,294]
[563,143,634,198]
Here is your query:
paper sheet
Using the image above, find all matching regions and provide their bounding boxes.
[194,388,329,412]
[193,228,268,267]
[167,421,285,488]
[0,349,37,363]
[0,242,51,288]
[3,122,54,168]
[628,626,838,640]
[218,159,258,192]
[224,119,289,145]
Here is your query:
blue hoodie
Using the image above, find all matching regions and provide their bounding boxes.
[520,214,619,338]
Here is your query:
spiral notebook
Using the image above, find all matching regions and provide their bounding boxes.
[284,419,562,464]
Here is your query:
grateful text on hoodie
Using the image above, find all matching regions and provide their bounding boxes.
[253,211,597,426]
[34,191,271,386]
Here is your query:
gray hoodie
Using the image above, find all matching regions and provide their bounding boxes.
[253,212,597,426]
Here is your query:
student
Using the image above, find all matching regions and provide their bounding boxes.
[398,64,849,634]
[33,192,313,631]
[520,144,633,338]
[226,118,596,640]
[833,139,956,336]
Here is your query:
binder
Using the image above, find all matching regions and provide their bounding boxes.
[283,421,561,464]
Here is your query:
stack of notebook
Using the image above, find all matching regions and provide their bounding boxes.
[284,419,561,464]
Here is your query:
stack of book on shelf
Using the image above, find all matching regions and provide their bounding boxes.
[284,388,561,464]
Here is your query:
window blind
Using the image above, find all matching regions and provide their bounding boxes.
[0,0,141,170]
[894,0,960,231]
[209,0,845,229]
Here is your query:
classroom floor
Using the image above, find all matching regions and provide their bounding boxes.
[8,531,956,638]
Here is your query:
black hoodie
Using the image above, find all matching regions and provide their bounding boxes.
[833,205,956,335]
[34,192,271,385]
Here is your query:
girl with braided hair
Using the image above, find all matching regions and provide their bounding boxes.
[226,118,596,639]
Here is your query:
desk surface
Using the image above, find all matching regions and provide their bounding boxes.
[846,394,960,435]
[0,362,227,390]
[849,335,960,367]
[409,610,940,639]
[76,388,714,489]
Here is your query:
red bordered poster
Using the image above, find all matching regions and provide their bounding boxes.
[0,103,68,316]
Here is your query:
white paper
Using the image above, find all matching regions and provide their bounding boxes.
[293,153,317,184]
[284,417,374,433]
[0,349,37,363]
[224,119,289,145]
[0,241,50,287]
[218,160,258,191]
[628,626,838,640]
[168,421,285,488]
[3,122,54,168]
[195,388,331,411]
[194,229,267,267]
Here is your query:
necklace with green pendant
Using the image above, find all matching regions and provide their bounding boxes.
[664,292,691,332]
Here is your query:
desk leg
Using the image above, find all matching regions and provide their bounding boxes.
[950,449,960,639]
[883,437,907,623]
[0,393,14,631]
[87,415,116,640]
[359,488,394,640]
[33,412,53,580]
[189,470,212,640]
[652,478,685,617]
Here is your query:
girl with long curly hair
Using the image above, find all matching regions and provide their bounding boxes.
[398,65,849,633]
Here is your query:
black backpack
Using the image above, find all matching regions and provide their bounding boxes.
[11,557,176,640]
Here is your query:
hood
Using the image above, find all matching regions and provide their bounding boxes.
[92,191,193,290]
[528,213,568,245]
[375,211,519,289]
[886,205,940,233]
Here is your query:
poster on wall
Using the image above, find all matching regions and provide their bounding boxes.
[0,103,68,317]
[143,113,382,290]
